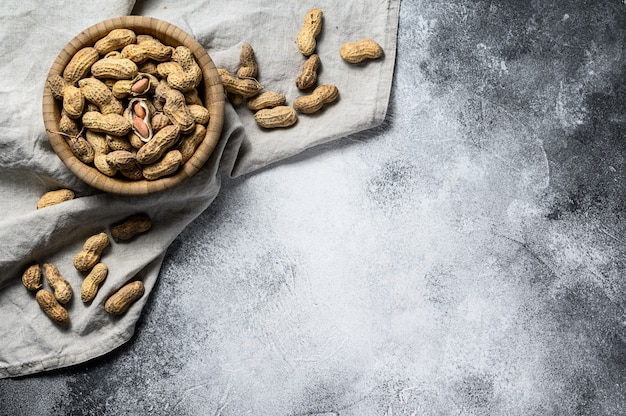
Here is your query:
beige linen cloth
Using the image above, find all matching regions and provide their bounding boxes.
[0,1,399,378]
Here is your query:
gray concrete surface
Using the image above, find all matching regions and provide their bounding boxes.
[2,1,626,414]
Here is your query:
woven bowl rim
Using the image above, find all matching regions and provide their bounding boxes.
[42,16,224,195]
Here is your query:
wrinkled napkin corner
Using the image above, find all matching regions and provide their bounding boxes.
[0,0,400,378]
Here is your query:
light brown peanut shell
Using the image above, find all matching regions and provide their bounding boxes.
[339,39,384,63]
[74,232,110,272]
[22,264,43,291]
[247,91,286,111]
[111,214,152,241]
[136,124,180,165]
[63,47,99,85]
[105,280,145,315]
[37,189,75,209]
[81,263,108,303]
[121,39,174,63]
[237,43,258,79]
[105,150,137,170]
[177,124,206,163]
[142,150,183,180]
[67,135,95,164]
[94,29,137,55]
[43,263,73,304]
[82,112,132,137]
[91,58,138,80]
[36,289,70,325]
[296,8,323,56]
[293,84,339,114]
[296,54,321,90]
[217,68,262,98]
[253,106,298,128]
[79,77,123,115]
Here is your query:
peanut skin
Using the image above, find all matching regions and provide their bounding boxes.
[293,84,339,114]
[105,280,145,315]
[36,289,70,325]
[340,39,384,63]
[296,8,323,56]
[74,232,110,272]
[37,189,75,209]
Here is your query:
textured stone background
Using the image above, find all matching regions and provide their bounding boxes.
[2,0,626,414]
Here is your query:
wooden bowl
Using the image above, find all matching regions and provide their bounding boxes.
[42,16,224,195]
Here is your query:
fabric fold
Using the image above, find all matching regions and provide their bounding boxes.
[0,0,400,378]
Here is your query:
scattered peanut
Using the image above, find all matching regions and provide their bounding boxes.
[296,8,323,56]
[22,264,43,291]
[104,280,145,315]
[253,106,298,128]
[74,232,110,272]
[36,289,70,325]
[110,214,152,241]
[247,91,286,111]
[296,54,321,90]
[37,189,75,209]
[43,263,73,304]
[293,84,339,114]
[339,39,384,63]
[218,68,262,98]
[237,43,258,79]
[81,263,108,303]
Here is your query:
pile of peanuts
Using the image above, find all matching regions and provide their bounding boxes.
[24,192,152,326]
[219,8,384,129]
[47,29,211,181]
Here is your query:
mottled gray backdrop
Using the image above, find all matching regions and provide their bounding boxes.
[2,0,626,414]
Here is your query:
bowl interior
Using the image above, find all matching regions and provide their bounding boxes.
[42,16,224,195]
